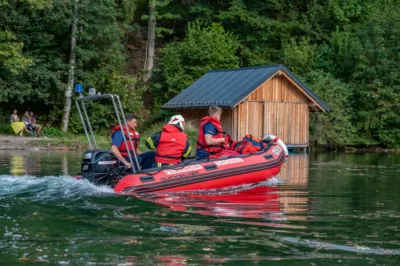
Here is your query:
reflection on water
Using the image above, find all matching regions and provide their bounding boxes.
[0,150,81,177]
[279,154,310,218]
[137,154,311,227]
[10,155,26,175]
[138,181,282,219]
[1,151,400,265]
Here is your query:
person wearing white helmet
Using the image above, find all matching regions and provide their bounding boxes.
[145,115,192,167]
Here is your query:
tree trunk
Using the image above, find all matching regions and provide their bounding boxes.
[62,0,78,132]
[144,0,156,81]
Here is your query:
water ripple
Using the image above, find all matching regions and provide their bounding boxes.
[0,174,114,203]
[0,152,399,265]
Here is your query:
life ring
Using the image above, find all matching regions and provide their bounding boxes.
[262,135,289,161]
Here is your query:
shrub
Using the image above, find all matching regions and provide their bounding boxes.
[41,127,66,137]
[0,124,12,134]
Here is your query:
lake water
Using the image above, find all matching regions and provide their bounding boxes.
[0,150,399,265]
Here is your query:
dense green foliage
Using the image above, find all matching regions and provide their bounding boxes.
[0,0,144,126]
[1,0,399,148]
[158,21,240,103]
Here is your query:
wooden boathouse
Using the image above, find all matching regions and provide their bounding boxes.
[162,65,330,149]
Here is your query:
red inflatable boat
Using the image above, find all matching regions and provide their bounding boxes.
[74,136,288,194]
[73,94,289,194]
[114,142,287,194]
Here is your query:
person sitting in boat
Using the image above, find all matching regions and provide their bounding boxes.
[145,115,192,167]
[110,113,155,171]
[196,106,233,160]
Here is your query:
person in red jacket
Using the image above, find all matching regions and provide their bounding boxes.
[111,113,154,171]
[196,106,227,160]
[145,115,192,167]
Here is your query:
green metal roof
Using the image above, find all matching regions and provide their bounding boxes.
[163,64,330,112]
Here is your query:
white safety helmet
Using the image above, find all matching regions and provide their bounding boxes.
[168,115,185,130]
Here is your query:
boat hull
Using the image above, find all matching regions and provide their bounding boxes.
[114,143,286,194]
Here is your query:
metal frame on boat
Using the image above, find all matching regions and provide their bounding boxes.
[75,94,141,173]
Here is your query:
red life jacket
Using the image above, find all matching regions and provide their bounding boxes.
[196,116,225,156]
[112,125,140,157]
[155,124,188,164]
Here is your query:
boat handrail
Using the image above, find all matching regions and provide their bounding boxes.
[75,93,141,173]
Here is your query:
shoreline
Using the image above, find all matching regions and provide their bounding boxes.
[0,134,399,152]
[0,135,86,151]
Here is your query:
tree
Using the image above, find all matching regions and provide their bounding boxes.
[303,70,356,148]
[0,0,70,106]
[282,37,316,75]
[62,0,78,132]
[0,31,32,76]
[350,1,400,147]
[161,21,240,98]
[144,0,156,81]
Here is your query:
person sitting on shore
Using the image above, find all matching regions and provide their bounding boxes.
[10,109,30,137]
[22,111,35,135]
[29,111,43,137]
[145,115,192,168]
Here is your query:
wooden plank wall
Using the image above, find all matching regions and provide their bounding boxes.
[245,72,310,103]
[235,72,311,145]
[181,108,234,136]
[180,108,206,130]
[221,108,234,136]
[236,101,263,139]
[263,102,309,145]
[236,101,309,145]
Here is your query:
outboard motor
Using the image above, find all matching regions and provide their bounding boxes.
[80,150,125,186]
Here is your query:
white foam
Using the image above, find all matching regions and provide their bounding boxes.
[0,174,114,203]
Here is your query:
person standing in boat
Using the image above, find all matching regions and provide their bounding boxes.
[196,106,228,160]
[145,115,192,167]
[110,114,154,171]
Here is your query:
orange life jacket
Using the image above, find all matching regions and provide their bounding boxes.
[196,116,225,156]
[155,124,188,164]
[112,125,140,157]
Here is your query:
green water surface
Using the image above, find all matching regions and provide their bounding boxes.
[0,150,399,265]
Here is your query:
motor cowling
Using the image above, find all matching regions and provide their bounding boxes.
[81,150,125,186]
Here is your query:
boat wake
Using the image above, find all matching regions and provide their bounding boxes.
[280,237,400,255]
[0,174,114,204]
